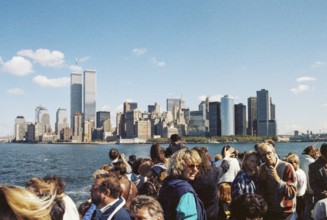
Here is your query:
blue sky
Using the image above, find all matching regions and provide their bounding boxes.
[1,1,327,136]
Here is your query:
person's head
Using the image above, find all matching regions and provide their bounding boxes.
[150,144,166,164]
[138,160,153,177]
[222,145,237,158]
[138,181,159,199]
[286,153,300,171]
[320,143,327,162]
[151,164,168,183]
[25,177,55,197]
[302,145,319,159]
[101,164,114,173]
[168,148,201,180]
[170,134,181,143]
[130,195,164,220]
[192,146,212,177]
[43,175,66,196]
[231,193,267,220]
[113,161,127,178]
[108,148,120,161]
[90,172,121,208]
[50,198,65,220]
[217,182,231,203]
[0,185,55,220]
[242,151,259,173]
[92,169,110,180]
[132,158,145,174]
[78,200,91,219]
[215,154,223,161]
[256,143,278,166]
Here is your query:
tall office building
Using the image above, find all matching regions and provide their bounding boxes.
[15,116,26,141]
[209,102,221,137]
[257,89,277,136]
[221,95,235,136]
[55,108,69,135]
[148,102,160,113]
[97,111,111,131]
[123,102,138,114]
[70,72,82,128]
[83,69,96,127]
[166,98,185,112]
[72,112,83,142]
[247,97,257,136]
[35,106,51,134]
[235,103,247,135]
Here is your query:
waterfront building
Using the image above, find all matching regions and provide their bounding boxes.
[124,102,138,114]
[167,98,185,112]
[60,127,73,142]
[55,108,69,136]
[135,120,151,139]
[35,106,51,134]
[256,89,277,136]
[83,69,96,127]
[116,112,125,137]
[70,72,82,128]
[72,112,83,142]
[26,123,35,142]
[221,95,235,136]
[14,116,26,141]
[96,111,111,131]
[162,125,178,138]
[83,120,93,142]
[234,103,247,135]
[188,110,207,136]
[247,97,257,136]
[209,102,221,137]
[125,109,142,138]
[199,97,209,132]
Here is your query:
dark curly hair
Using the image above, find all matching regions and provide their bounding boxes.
[231,193,267,220]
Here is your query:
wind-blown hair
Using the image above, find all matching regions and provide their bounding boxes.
[150,144,167,164]
[130,195,164,220]
[168,148,201,178]
[241,151,259,171]
[0,185,55,220]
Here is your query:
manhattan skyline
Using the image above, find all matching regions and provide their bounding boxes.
[1,1,327,136]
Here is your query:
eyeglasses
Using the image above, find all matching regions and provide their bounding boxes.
[188,164,199,169]
[259,151,274,158]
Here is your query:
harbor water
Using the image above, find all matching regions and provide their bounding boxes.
[0,142,323,204]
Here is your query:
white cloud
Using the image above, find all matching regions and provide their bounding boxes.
[78,56,91,63]
[290,84,312,94]
[296,76,317,82]
[18,48,64,67]
[2,56,33,76]
[132,48,147,56]
[32,75,70,88]
[312,61,326,68]
[7,88,25,95]
[0,56,3,64]
[151,57,166,67]
[69,64,83,73]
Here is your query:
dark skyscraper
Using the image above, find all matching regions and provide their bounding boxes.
[209,102,221,137]
[123,102,138,114]
[235,103,247,135]
[70,73,82,128]
[247,97,257,136]
[96,111,110,129]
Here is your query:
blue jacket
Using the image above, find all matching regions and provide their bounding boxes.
[158,177,207,220]
[94,197,130,220]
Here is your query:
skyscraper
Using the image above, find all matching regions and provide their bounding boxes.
[83,69,96,127]
[235,103,247,135]
[15,116,26,141]
[56,108,69,135]
[70,72,82,128]
[221,95,235,136]
[247,97,257,136]
[209,102,221,137]
[96,111,111,131]
[166,98,185,112]
[256,89,277,136]
[35,106,51,134]
[123,102,138,114]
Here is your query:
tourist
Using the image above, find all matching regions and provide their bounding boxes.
[230,193,268,220]
[108,148,132,174]
[131,158,148,190]
[113,161,138,210]
[215,145,240,184]
[231,151,259,200]
[43,175,80,220]
[312,197,327,220]
[130,195,164,220]
[90,172,130,220]
[0,185,55,220]
[285,153,307,220]
[158,148,206,220]
[165,134,186,158]
[309,143,327,204]
[257,142,297,220]
[190,146,231,220]
[217,182,232,220]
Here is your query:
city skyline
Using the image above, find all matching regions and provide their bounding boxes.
[1,1,327,136]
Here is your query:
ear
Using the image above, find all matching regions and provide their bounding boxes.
[103,189,111,197]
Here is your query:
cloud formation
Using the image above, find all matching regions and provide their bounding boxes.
[2,56,33,76]
[296,76,317,82]
[7,88,25,95]
[132,48,147,56]
[312,61,326,68]
[18,48,65,67]
[32,75,70,88]
[151,57,166,67]
[290,84,312,94]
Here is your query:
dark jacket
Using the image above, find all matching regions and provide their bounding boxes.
[309,157,327,203]
[94,197,130,220]
[158,176,207,220]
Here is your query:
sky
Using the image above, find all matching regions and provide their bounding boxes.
[1,1,327,136]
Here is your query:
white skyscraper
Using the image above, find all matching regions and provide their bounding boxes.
[15,116,26,141]
[56,108,69,135]
[221,95,235,136]
[83,69,96,127]
[35,106,51,134]
[70,72,83,128]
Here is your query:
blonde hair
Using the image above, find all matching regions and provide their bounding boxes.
[0,185,55,220]
[168,148,201,178]
[241,151,258,171]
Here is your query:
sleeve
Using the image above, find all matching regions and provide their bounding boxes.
[231,172,243,200]
[82,203,96,220]
[278,164,297,200]
[176,192,198,220]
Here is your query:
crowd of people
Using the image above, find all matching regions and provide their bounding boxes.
[1,134,327,220]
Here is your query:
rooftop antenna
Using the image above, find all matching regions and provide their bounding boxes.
[75,58,78,73]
